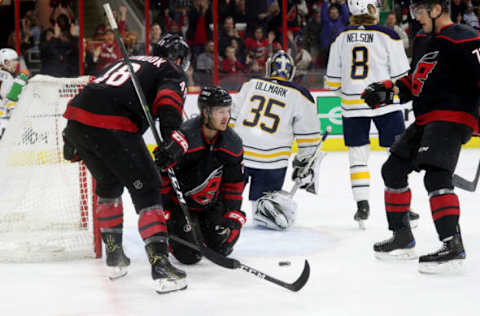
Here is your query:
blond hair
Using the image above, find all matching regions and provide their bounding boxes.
[349,14,378,26]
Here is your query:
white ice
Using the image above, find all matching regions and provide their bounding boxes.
[1,149,480,316]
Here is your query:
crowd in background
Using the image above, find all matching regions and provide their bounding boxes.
[4,0,480,89]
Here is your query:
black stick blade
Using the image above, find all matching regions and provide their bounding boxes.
[285,260,310,292]
[453,159,480,192]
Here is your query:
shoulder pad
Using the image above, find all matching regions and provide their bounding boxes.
[267,79,315,104]
[365,25,401,40]
[216,127,243,161]
[180,117,204,149]
[437,24,480,43]
[161,60,188,82]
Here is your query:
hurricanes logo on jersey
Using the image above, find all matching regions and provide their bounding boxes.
[412,51,439,96]
[185,167,223,205]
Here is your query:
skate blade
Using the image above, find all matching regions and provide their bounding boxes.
[108,266,128,280]
[418,259,465,274]
[374,248,417,261]
[410,219,419,229]
[154,278,188,294]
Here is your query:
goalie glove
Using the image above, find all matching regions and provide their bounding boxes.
[254,191,297,230]
[361,80,395,109]
[291,152,325,194]
[154,130,188,170]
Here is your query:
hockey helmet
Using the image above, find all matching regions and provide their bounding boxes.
[198,86,232,114]
[265,50,296,82]
[347,0,381,16]
[409,0,450,19]
[154,33,191,72]
[0,48,19,72]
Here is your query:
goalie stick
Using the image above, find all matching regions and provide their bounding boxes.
[453,159,480,192]
[103,3,310,292]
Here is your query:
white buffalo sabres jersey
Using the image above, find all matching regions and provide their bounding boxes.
[326,25,409,118]
[0,69,14,101]
[232,77,321,169]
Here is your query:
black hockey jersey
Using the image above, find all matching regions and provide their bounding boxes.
[63,56,187,137]
[161,116,245,214]
[397,24,480,132]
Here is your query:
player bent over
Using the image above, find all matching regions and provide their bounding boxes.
[232,50,322,231]
[0,48,29,139]
[362,0,480,273]
[325,0,419,228]
[63,34,190,292]
[155,86,246,263]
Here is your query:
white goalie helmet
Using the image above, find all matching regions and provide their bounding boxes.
[0,48,19,72]
[347,0,381,16]
[265,50,296,82]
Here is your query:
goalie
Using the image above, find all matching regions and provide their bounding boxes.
[231,50,323,231]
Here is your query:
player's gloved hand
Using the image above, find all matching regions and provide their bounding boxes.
[154,130,188,170]
[291,155,314,189]
[214,210,246,256]
[7,70,29,102]
[361,80,395,109]
[62,129,81,162]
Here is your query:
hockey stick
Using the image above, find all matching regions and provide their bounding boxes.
[169,235,310,292]
[290,126,331,196]
[453,159,480,192]
[103,3,310,291]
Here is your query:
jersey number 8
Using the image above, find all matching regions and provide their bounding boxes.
[351,46,369,80]
[242,95,285,134]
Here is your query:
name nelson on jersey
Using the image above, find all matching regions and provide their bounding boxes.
[346,32,374,43]
[254,81,287,98]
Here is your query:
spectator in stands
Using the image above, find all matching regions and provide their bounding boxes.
[219,16,245,58]
[186,0,212,57]
[245,0,270,36]
[91,29,121,73]
[295,35,312,71]
[245,26,269,70]
[464,1,480,28]
[320,0,349,67]
[194,40,216,85]
[40,13,78,77]
[451,0,468,23]
[221,45,248,73]
[303,8,323,68]
[384,12,409,50]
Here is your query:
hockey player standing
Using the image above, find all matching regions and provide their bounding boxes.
[0,48,29,139]
[156,86,246,263]
[325,0,418,228]
[232,50,322,231]
[362,0,480,272]
[62,34,190,293]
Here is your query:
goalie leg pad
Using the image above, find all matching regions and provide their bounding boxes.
[348,145,370,202]
[253,191,297,230]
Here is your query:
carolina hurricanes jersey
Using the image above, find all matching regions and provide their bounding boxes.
[232,77,321,169]
[326,24,410,118]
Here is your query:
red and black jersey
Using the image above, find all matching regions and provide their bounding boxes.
[63,56,187,138]
[396,24,480,132]
[161,116,245,215]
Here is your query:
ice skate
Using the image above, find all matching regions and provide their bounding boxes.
[408,210,420,228]
[104,233,131,280]
[418,234,465,274]
[151,254,187,294]
[374,228,416,260]
[354,200,369,230]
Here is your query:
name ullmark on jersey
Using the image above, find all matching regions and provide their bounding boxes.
[254,81,288,98]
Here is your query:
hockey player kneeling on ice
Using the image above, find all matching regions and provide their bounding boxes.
[231,50,322,231]
[0,48,29,139]
[155,86,246,263]
[63,34,190,293]
[362,0,480,273]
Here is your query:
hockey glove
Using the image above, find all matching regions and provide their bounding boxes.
[214,210,246,256]
[361,80,395,109]
[7,70,29,102]
[62,129,81,162]
[292,155,315,189]
[154,130,188,170]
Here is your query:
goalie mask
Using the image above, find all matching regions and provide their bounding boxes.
[154,33,191,72]
[265,50,296,82]
[0,48,19,73]
[254,191,297,230]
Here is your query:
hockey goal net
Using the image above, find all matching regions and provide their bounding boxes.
[0,75,101,262]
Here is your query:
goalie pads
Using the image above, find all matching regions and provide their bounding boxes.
[253,191,297,230]
[291,151,326,194]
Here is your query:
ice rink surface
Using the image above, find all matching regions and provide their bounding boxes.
[1,149,479,316]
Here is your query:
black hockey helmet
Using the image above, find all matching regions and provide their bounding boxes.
[198,86,232,114]
[409,0,450,19]
[154,33,191,71]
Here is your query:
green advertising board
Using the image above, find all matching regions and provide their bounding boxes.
[316,96,343,135]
